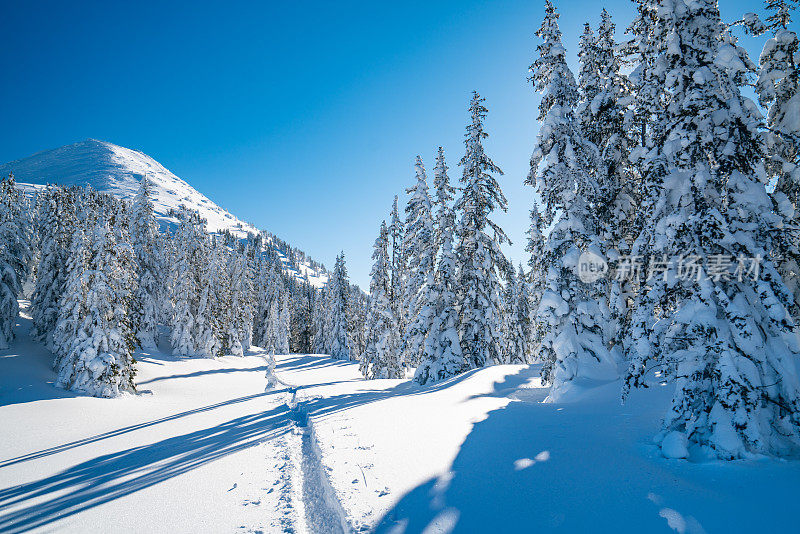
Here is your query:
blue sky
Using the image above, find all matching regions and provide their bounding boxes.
[0,0,787,288]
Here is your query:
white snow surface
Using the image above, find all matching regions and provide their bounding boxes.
[2,303,799,532]
[0,139,328,287]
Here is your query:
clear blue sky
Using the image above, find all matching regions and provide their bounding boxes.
[0,0,785,288]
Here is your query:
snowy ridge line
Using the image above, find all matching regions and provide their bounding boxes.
[272,363,352,534]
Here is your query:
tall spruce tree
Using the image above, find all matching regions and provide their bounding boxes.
[455,91,510,369]
[527,1,615,398]
[54,221,137,397]
[624,0,800,459]
[361,221,403,378]
[415,148,464,384]
[329,252,351,360]
[0,175,25,348]
[756,0,800,317]
[402,156,436,367]
[129,177,162,348]
[169,208,199,356]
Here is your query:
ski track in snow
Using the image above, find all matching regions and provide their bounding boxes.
[268,365,351,534]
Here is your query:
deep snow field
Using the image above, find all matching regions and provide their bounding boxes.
[1,303,799,533]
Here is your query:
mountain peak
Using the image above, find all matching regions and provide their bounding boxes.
[0,140,329,287]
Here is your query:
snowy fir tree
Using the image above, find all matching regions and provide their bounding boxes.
[527,1,615,398]
[623,0,800,459]
[455,91,511,369]
[0,174,26,348]
[505,265,533,364]
[388,196,406,333]
[347,284,368,359]
[415,148,465,384]
[129,177,163,348]
[361,221,403,379]
[312,282,331,354]
[169,208,201,356]
[53,221,137,397]
[526,204,547,357]
[401,156,436,368]
[31,187,77,345]
[276,288,291,354]
[756,0,800,317]
[328,252,351,360]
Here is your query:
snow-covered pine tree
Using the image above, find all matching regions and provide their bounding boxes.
[513,264,533,363]
[590,8,637,354]
[54,221,137,397]
[224,244,254,356]
[129,177,162,348]
[329,252,351,360]
[292,282,315,353]
[169,208,199,356]
[347,284,368,359]
[276,287,291,354]
[361,221,403,378]
[624,0,800,459]
[527,0,615,399]
[388,196,406,336]
[504,265,532,364]
[526,205,547,359]
[401,156,436,367]
[31,187,77,345]
[501,265,520,363]
[195,234,221,358]
[0,175,26,348]
[577,22,601,141]
[252,255,271,349]
[756,0,800,317]
[415,148,465,384]
[312,282,330,354]
[455,91,510,369]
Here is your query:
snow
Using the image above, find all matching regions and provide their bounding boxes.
[661,431,689,459]
[0,303,291,533]
[0,139,328,288]
[275,357,800,532]
[2,303,800,532]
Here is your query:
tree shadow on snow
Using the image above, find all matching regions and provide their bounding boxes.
[0,314,81,407]
[0,356,479,532]
[0,400,292,534]
[372,371,800,534]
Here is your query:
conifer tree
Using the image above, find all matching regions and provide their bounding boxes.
[362,221,403,378]
[32,187,77,345]
[276,288,291,354]
[625,0,800,459]
[401,156,436,367]
[388,196,406,336]
[526,205,547,358]
[0,175,25,348]
[416,149,464,383]
[527,1,615,398]
[329,252,351,360]
[756,0,799,316]
[54,222,137,397]
[312,282,331,354]
[129,177,162,348]
[169,208,199,356]
[455,91,510,369]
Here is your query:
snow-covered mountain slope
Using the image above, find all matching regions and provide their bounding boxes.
[0,139,328,287]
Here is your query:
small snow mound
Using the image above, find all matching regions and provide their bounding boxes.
[661,431,689,459]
